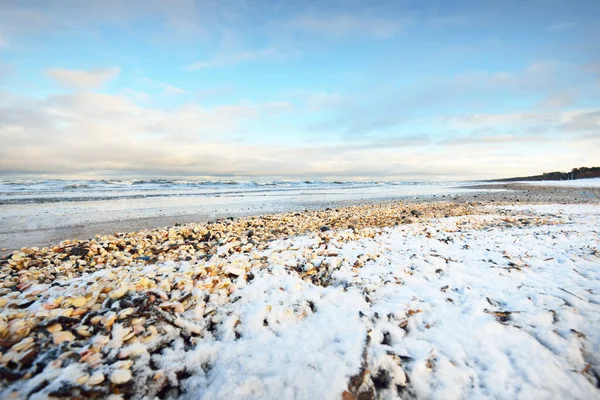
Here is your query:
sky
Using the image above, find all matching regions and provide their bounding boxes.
[0,0,599,181]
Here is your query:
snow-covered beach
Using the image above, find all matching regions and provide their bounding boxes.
[3,0,598,397]
[516,178,600,188]
[1,193,600,399]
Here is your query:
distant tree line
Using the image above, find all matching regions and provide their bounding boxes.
[491,166,600,181]
[568,167,600,180]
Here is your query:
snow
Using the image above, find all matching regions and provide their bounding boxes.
[3,204,600,399]
[518,178,600,188]
[180,272,368,399]
[168,204,599,399]
[352,209,600,399]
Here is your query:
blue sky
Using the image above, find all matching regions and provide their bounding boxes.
[0,0,599,180]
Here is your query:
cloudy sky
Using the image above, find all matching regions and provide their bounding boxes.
[0,0,599,180]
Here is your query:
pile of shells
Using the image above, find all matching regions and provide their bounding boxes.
[0,201,491,398]
[0,201,482,280]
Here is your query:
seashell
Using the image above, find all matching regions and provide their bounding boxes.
[122,331,135,342]
[71,297,87,308]
[93,335,110,345]
[76,327,92,337]
[113,359,134,369]
[46,324,62,333]
[159,302,185,314]
[132,324,145,334]
[0,351,18,364]
[72,307,88,317]
[11,337,34,352]
[158,279,171,292]
[130,317,146,326]
[75,373,90,385]
[117,307,134,319]
[224,265,245,276]
[45,297,63,309]
[88,371,105,385]
[54,307,74,317]
[118,342,147,359]
[53,331,75,344]
[101,312,117,328]
[8,319,30,337]
[109,286,128,299]
[82,352,103,367]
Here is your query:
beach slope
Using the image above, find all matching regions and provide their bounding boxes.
[1,200,600,399]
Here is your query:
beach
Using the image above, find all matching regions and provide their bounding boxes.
[0,180,487,254]
[1,181,600,399]
[1,179,597,255]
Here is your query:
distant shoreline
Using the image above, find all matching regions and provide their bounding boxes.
[487,166,600,182]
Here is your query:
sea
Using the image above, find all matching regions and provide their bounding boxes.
[0,179,482,205]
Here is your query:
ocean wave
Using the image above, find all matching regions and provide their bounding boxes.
[1,179,459,199]
[1,180,52,186]
[131,179,174,185]
[64,184,91,189]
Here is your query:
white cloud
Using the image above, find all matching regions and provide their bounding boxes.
[45,67,120,90]
[0,62,12,80]
[304,92,345,109]
[284,14,408,38]
[0,91,299,176]
[0,90,597,180]
[312,60,576,137]
[445,112,549,129]
[559,110,600,131]
[286,90,347,110]
[444,109,599,132]
[547,22,577,31]
[454,61,560,91]
[138,78,187,95]
[164,85,186,95]
[187,47,276,70]
[121,88,152,102]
